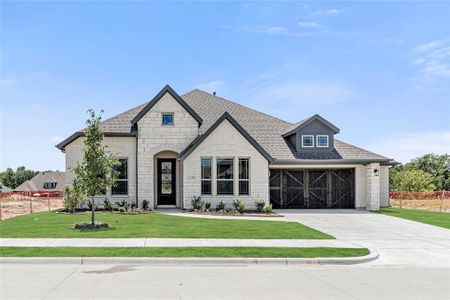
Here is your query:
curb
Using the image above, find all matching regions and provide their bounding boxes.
[0,251,379,266]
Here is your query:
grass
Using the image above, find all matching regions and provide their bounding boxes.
[0,247,369,258]
[380,208,450,229]
[0,211,333,239]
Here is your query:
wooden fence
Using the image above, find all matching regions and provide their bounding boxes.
[389,191,450,212]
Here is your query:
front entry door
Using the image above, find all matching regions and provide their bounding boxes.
[157,159,176,205]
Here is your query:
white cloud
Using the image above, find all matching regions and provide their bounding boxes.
[413,40,442,54]
[195,80,229,95]
[246,80,356,113]
[1,78,16,86]
[312,8,346,16]
[324,8,346,15]
[265,26,289,35]
[411,39,450,80]
[297,21,321,28]
[366,131,450,163]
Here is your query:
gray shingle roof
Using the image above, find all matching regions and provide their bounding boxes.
[61,88,393,163]
[14,171,67,192]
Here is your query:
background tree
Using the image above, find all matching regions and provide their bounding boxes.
[391,169,436,192]
[0,166,39,189]
[390,153,449,192]
[407,154,450,190]
[73,109,118,225]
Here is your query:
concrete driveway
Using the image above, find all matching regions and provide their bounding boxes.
[276,209,450,267]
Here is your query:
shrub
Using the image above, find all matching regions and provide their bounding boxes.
[233,199,245,214]
[216,201,225,211]
[255,201,265,213]
[118,207,126,213]
[191,196,204,210]
[63,185,84,213]
[87,201,98,212]
[131,203,137,211]
[263,203,272,214]
[115,200,129,211]
[204,201,211,211]
[103,198,113,212]
[142,200,150,210]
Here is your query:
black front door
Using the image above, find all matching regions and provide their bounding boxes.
[157,159,176,205]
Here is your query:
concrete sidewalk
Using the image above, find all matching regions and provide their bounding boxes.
[0,238,362,248]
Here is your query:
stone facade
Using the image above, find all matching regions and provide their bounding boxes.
[65,136,136,205]
[136,92,199,208]
[366,162,381,211]
[183,119,270,210]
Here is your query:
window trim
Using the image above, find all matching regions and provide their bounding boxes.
[216,157,234,195]
[111,158,129,196]
[316,135,329,148]
[301,135,314,148]
[200,157,212,195]
[161,112,174,126]
[238,157,250,195]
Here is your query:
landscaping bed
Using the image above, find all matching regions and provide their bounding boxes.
[183,210,282,218]
[0,211,333,239]
[0,247,368,258]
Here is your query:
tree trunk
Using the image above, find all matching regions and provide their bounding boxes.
[91,196,95,225]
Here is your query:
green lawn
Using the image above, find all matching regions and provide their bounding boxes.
[380,208,450,229]
[0,211,333,239]
[0,247,368,258]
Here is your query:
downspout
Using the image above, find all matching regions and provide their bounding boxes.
[135,132,139,208]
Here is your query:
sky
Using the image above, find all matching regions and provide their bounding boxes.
[1,1,449,171]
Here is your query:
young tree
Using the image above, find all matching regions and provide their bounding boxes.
[73,109,118,225]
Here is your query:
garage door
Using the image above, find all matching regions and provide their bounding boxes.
[270,169,354,209]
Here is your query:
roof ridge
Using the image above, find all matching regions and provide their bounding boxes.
[185,89,293,126]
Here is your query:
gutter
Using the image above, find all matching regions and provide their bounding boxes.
[271,158,397,165]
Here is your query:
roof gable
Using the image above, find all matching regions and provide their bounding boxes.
[180,112,273,162]
[282,114,340,137]
[130,85,203,126]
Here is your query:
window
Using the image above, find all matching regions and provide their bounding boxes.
[217,158,234,195]
[302,135,314,147]
[112,159,128,195]
[317,135,329,147]
[239,158,250,195]
[201,158,212,195]
[162,113,174,125]
[43,182,57,189]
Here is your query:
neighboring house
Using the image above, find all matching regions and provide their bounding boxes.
[0,184,12,194]
[14,171,67,197]
[57,85,396,210]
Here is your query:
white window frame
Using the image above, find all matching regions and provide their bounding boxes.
[216,157,234,195]
[200,157,212,195]
[316,135,329,147]
[301,135,314,148]
[238,157,250,196]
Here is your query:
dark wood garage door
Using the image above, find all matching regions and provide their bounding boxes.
[270,169,354,209]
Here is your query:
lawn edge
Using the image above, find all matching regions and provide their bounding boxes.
[0,250,378,265]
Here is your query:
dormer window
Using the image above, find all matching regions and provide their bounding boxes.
[317,135,329,147]
[43,182,57,189]
[162,113,174,125]
[302,135,314,147]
